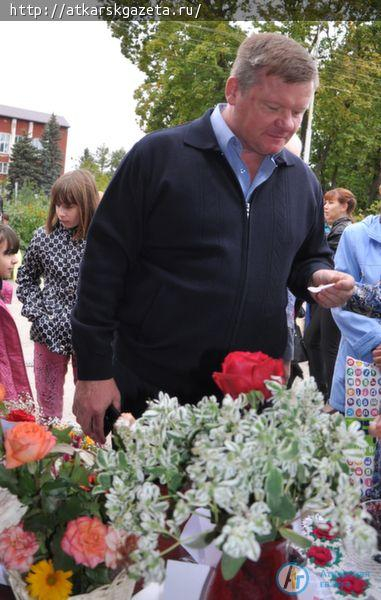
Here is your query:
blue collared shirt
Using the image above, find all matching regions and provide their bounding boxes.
[210,103,277,202]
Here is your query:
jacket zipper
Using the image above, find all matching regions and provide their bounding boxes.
[227,191,255,348]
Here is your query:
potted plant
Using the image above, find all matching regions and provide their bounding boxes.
[0,394,135,600]
[94,352,377,599]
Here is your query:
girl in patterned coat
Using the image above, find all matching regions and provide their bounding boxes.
[16,170,99,418]
[0,224,32,401]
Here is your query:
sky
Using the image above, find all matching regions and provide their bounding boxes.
[1,21,145,170]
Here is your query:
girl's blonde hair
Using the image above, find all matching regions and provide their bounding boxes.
[0,224,19,254]
[46,169,99,240]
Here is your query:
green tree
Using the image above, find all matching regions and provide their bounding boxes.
[6,136,43,198]
[95,144,110,172]
[109,148,126,175]
[132,21,244,132]
[40,114,63,194]
[77,145,126,191]
[111,18,381,207]
[311,21,381,209]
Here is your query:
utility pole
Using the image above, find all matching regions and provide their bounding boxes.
[303,25,322,165]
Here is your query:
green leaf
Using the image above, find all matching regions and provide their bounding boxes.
[266,467,284,513]
[51,426,73,444]
[282,440,299,460]
[167,471,184,493]
[271,495,296,521]
[50,530,77,571]
[85,565,110,586]
[279,527,311,549]
[56,497,84,521]
[221,553,246,581]
[41,493,62,514]
[117,450,130,469]
[0,463,19,494]
[96,450,110,469]
[246,390,263,408]
[97,473,111,490]
[266,467,283,498]
[186,529,216,549]
[24,512,56,532]
[18,469,36,497]
[70,464,91,487]
[42,480,70,493]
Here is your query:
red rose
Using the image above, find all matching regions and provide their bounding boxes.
[312,523,338,540]
[336,574,368,595]
[212,351,284,399]
[6,410,35,422]
[307,545,332,566]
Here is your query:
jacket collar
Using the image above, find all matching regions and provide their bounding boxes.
[331,216,352,227]
[184,109,295,167]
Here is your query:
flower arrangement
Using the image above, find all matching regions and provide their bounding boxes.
[0,400,135,600]
[94,352,378,585]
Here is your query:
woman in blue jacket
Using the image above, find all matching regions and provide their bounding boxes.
[329,215,381,413]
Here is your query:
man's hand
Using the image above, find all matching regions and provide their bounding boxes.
[283,360,291,382]
[73,379,121,445]
[372,344,381,368]
[310,269,355,308]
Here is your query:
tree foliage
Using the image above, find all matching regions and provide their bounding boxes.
[77,145,126,191]
[6,136,43,197]
[40,114,63,194]
[107,17,381,210]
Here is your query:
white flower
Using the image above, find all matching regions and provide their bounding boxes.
[96,376,376,585]
[0,487,27,533]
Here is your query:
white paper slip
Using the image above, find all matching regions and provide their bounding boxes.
[163,561,210,600]
[307,283,336,294]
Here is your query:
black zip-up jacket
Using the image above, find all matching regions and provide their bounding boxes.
[72,110,333,410]
[327,216,352,254]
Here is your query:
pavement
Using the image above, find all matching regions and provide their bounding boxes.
[7,282,76,421]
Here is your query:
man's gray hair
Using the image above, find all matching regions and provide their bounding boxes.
[231,33,319,91]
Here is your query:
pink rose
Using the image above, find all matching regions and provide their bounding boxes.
[61,516,107,568]
[0,524,39,572]
[213,351,285,399]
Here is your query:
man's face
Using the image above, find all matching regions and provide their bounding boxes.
[224,73,314,156]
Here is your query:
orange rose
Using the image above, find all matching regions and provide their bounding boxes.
[0,383,6,402]
[4,422,56,469]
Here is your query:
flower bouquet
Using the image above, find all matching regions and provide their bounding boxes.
[94,352,378,595]
[0,396,135,600]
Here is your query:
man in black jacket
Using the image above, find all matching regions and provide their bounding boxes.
[72,33,354,443]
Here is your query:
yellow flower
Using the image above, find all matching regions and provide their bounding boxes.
[84,435,95,447]
[26,560,73,600]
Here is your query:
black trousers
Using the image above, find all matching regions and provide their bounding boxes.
[304,303,341,400]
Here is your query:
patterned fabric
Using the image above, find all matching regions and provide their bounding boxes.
[34,342,77,418]
[0,284,32,401]
[345,282,381,319]
[16,224,85,355]
[371,441,381,499]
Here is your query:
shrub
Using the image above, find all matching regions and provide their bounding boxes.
[4,187,48,251]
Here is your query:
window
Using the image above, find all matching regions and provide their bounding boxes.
[0,133,10,154]
[0,162,9,175]
[31,137,43,150]
[15,134,24,143]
